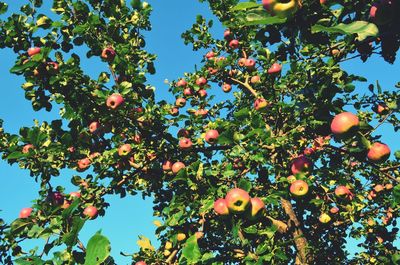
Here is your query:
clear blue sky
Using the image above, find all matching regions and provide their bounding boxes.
[0,1,399,264]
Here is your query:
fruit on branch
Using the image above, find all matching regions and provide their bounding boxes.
[374,184,385,193]
[51,192,64,206]
[330,207,339,214]
[183,88,193,96]
[238,58,246,67]
[225,188,251,213]
[46,62,59,73]
[195,108,208,117]
[334,185,353,200]
[135,261,147,265]
[214,198,230,216]
[291,156,313,174]
[196,77,208,86]
[224,29,232,40]
[374,103,389,115]
[176,79,187,87]
[287,175,297,183]
[179,138,193,150]
[70,192,81,198]
[27,47,41,57]
[19,208,32,218]
[244,59,256,70]
[254,98,269,111]
[118,144,132,156]
[83,206,98,219]
[367,142,390,163]
[246,197,265,220]
[205,129,219,144]
[229,39,239,49]
[222,83,232,92]
[262,0,302,18]
[251,75,261,84]
[175,98,186,107]
[101,47,116,62]
[170,107,179,116]
[205,51,215,59]
[177,233,187,241]
[370,0,395,25]
[89,121,101,134]
[106,93,124,109]
[77,158,91,171]
[330,112,359,137]
[319,213,331,223]
[172,162,185,174]
[198,89,207,98]
[290,180,309,197]
[22,144,34,154]
[267,63,282,75]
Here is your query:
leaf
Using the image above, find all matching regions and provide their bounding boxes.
[243,11,287,26]
[84,231,111,265]
[393,185,400,204]
[62,217,85,246]
[181,235,202,264]
[15,256,45,265]
[10,60,38,74]
[7,151,27,160]
[11,219,32,234]
[231,2,261,11]
[311,21,379,41]
[234,108,250,119]
[238,179,252,192]
[136,235,155,251]
[0,2,8,14]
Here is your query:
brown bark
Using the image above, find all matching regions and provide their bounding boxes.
[281,198,310,264]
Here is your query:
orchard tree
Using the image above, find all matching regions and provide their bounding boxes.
[0,0,400,264]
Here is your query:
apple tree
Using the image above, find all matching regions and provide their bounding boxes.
[0,0,400,264]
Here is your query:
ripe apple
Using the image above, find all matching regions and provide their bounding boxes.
[385,183,393,190]
[224,29,232,39]
[291,156,313,174]
[205,129,219,144]
[244,59,256,70]
[77,158,91,170]
[213,198,230,215]
[251,75,261,84]
[374,184,385,193]
[195,109,208,117]
[175,98,186,107]
[229,39,239,49]
[27,47,41,57]
[367,142,390,163]
[19,208,32,218]
[135,261,146,265]
[247,197,265,220]
[183,88,193,96]
[179,138,193,150]
[267,63,282,74]
[176,79,187,87]
[83,206,98,219]
[205,51,215,59]
[198,89,207,98]
[254,98,269,111]
[46,62,59,72]
[330,207,339,214]
[287,175,296,183]
[319,213,331,223]
[162,160,173,171]
[370,0,394,25]
[172,162,185,174]
[290,180,309,196]
[320,0,327,4]
[222,83,232,92]
[208,67,218,75]
[225,188,251,213]
[22,144,34,154]
[70,192,81,198]
[118,144,132,156]
[170,107,179,116]
[196,77,207,86]
[177,233,186,241]
[106,93,124,109]
[330,112,359,137]
[89,121,101,134]
[101,47,116,61]
[374,104,389,115]
[334,185,353,200]
[238,58,246,67]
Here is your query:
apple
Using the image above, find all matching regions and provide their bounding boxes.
[70,192,81,198]
[195,231,204,239]
[175,98,186,107]
[89,121,101,134]
[51,192,64,205]
[133,134,142,144]
[27,47,41,57]
[195,109,208,117]
[225,188,251,213]
[198,89,207,98]
[244,59,256,70]
[385,183,393,190]
[118,144,132,156]
[303,147,315,156]
[251,75,261,84]
[19,208,32,218]
[101,47,116,61]
[208,67,218,75]
[106,93,124,109]
[238,58,246,67]
[83,206,98,219]
[370,0,394,25]
[290,180,309,196]
[165,241,173,250]
[22,144,34,154]
[205,129,219,144]
[179,138,193,150]
[374,104,389,115]
[196,77,207,86]
[330,112,359,137]
[287,175,296,183]
[170,107,179,116]
[222,83,232,92]
[162,160,173,171]
[135,261,146,265]
[213,198,230,215]
[46,62,59,72]
[374,184,385,193]
[320,0,327,4]
[176,79,187,87]
[262,0,301,18]
[172,162,185,174]
[183,88,193,96]
[177,233,186,241]
[205,51,215,59]
[330,207,339,214]
[367,142,390,163]
[247,197,265,220]
[267,63,282,74]
[334,185,353,200]
[224,29,232,39]
[254,98,269,111]
[319,213,331,223]
[291,156,313,174]
[77,158,91,170]
[229,39,239,49]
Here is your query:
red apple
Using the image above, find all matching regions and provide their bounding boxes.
[77,158,91,170]
[374,104,389,115]
[89,121,101,134]
[101,47,116,61]
[172,162,185,174]
[27,47,41,57]
[118,144,132,156]
[83,206,98,219]
[183,88,193,96]
[254,98,269,111]
[225,188,251,213]
[70,192,81,198]
[198,89,207,98]
[170,107,179,116]
[229,39,239,49]
[195,109,208,117]
[291,156,313,174]
[175,98,186,107]
[46,62,59,72]
[223,29,232,39]
[205,129,219,144]
[135,261,146,265]
[51,192,64,205]
[267,63,282,74]
[176,79,187,87]
[222,83,232,93]
[196,77,207,86]
[179,138,193,150]
[244,59,256,70]
[22,144,34,154]
[330,112,359,137]
[370,0,394,25]
[238,58,246,67]
[106,93,124,109]
[290,180,309,196]
[287,175,296,183]
[330,207,339,214]
[367,142,390,163]
[334,185,353,200]
[19,208,32,218]
[251,75,261,84]
[133,134,142,144]
[177,129,190,138]
[213,198,230,216]
[162,160,173,171]
[247,197,265,220]
[205,51,215,59]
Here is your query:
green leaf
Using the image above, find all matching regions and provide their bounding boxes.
[11,219,32,234]
[7,151,27,160]
[231,2,261,11]
[84,231,111,265]
[311,21,379,41]
[181,235,202,264]
[15,256,45,265]
[393,185,400,204]
[10,60,38,74]
[243,11,287,26]
[0,2,8,14]
[234,108,251,119]
[238,179,252,192]
[62,217,85,246]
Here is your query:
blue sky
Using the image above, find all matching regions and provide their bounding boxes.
[0,1,399,264]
